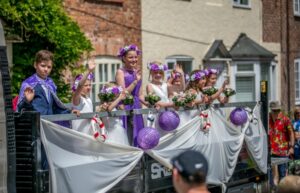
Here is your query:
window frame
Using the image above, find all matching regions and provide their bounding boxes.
[92,57,122,103]
[295,58,300,104]
[232,0,251,9]
[230,61,261,102]
[294,0,300,17]
[165,55,194,80]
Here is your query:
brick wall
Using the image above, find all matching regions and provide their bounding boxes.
[263,0,300,111]
[262,0,281,43]
[63,0,141,58]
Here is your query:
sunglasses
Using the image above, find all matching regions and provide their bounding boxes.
[272,109,280,112]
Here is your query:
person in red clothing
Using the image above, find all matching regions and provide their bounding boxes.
[269,101,295,185]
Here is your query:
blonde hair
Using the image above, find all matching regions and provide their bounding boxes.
[148,61,165,80]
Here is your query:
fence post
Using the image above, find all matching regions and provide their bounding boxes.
[0,21,16,193]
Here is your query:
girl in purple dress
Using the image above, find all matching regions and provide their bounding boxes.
[115,44,147,146]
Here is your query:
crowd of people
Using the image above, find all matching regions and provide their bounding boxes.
[16,45,230,145]
[14,45,300,192]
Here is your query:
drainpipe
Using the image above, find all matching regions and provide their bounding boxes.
[286,0,291,112]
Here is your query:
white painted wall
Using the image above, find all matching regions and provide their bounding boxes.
[141,0,281,98]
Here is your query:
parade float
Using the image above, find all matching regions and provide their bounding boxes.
[0,20,271,193]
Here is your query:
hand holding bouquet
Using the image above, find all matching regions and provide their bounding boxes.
[184,89,197,104]
[172,92,186,107]
[223,88,236,97]
[202,86,218,96]
[145,92,161,106]
[98,86,123,102]
[123,92,134,105]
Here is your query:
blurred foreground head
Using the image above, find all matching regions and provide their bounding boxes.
[276,175,300,193]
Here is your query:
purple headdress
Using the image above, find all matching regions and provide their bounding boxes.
[203,69,209,76]
[148,62,168,71]
[72,73,94,92]
[172,71,182,79]
[117,44,141,58]
[207,68,218,76]
[190,71,206,82]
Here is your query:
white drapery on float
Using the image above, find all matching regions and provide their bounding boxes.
[40,104,267,193]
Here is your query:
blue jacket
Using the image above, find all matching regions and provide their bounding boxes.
[17,84,70,115]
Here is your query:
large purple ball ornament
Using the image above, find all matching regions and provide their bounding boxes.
[137,127,160,150]
[230,108,248,126]
[158,110,180,131]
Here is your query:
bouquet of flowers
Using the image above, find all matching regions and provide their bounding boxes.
[223,88,236,97]
[98,86,123,102]
[123,93,134,105]
[145,92,161,106]
[172,92,186,107]
[184,90,197,104]
[202,86,218,96]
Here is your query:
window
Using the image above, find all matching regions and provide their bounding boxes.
[235,63,256,102]
[295,59,300,103]
[231,62,275,102]
[294,0,300,16]
[233,0,250,8]
[165,56,193,79]
[236,76,255,102]
[92,57,122,102]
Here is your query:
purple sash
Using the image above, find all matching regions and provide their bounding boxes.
[17,73,57,105]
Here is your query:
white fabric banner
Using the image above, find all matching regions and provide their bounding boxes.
[40,120,143,193]
[243,105,268,174]
[40,104,267,193]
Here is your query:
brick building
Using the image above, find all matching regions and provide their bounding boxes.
[63,0,142,101]
[263,0,300,111]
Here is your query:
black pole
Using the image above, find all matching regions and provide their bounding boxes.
[260,80,270,190]
[260,81,268,132]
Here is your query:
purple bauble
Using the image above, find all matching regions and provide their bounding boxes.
[158,110,180,131]
[230,108,248,126]
[137,127,160,150]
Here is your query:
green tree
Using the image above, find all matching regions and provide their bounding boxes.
[0,0,93,102]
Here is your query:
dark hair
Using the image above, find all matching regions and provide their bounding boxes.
[35,50,54,64]
[185,70,202,92]
[180,170,206,185]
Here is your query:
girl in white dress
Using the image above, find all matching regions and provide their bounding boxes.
[146,61,173,108]
[204,68,228,104]
[71,59,95,135]
[167,64,186,98]
[98,82,129,145]
[185,70,208,105]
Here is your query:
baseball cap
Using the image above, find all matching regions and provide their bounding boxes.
[172,150,209,183]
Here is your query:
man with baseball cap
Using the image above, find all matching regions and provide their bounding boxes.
[172,150,210,193]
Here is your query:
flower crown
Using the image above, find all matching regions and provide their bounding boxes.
[100,86,123,95]
[190,71,205,82]
[172,71,182,79]
[117,44,141,58]
[72,73,94,92]
[147,62,168,71]
[206,68,218,76]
